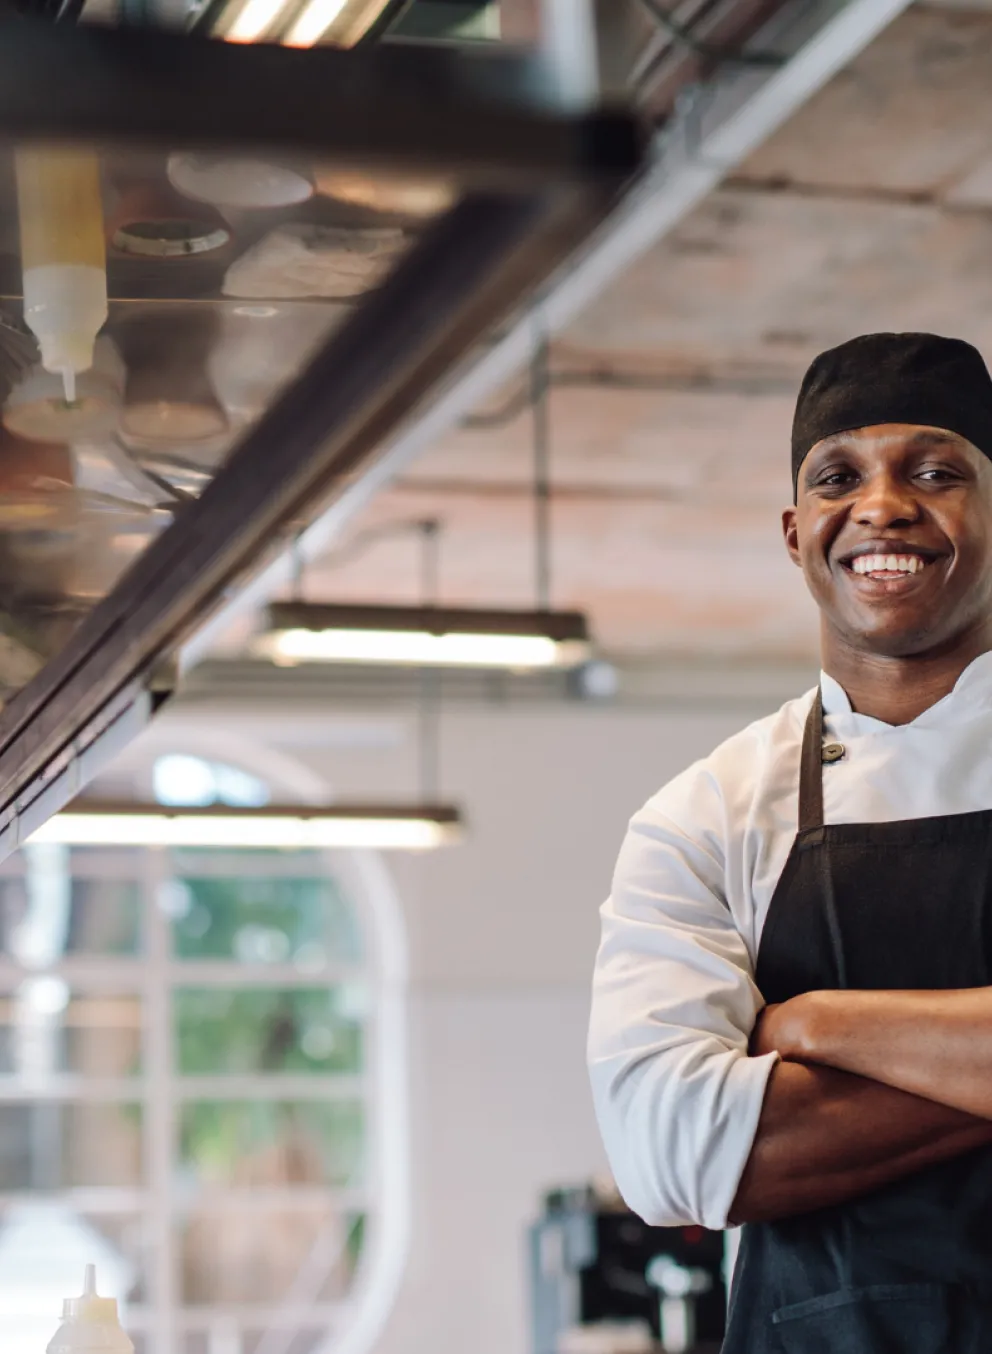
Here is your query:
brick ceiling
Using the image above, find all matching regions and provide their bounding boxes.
[271,3,992,665]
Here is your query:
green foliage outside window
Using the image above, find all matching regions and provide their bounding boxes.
[169,864,367,1191]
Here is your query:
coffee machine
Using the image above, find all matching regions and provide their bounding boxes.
[528,1181,727,1354]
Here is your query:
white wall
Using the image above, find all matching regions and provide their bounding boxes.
[273,696,784,1354]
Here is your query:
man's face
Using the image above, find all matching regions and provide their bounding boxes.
[783,424,992,657]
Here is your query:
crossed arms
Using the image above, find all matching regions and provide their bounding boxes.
[589,794,992,1231]
[729,989,992,1224]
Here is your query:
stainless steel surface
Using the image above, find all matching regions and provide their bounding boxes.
[0,141,422,704]
[0,21,643,852]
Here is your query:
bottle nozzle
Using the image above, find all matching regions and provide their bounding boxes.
[61,367,77,406]
[60,1263,120,1324]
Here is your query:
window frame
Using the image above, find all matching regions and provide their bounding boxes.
[0,737,409,1354]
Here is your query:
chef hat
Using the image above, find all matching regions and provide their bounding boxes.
[791,332,992,498]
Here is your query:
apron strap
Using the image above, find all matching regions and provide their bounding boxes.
[798,687,824,832]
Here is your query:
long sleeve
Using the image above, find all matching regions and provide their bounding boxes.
[588,773,778,1230]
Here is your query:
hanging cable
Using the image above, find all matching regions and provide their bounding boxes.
[418,518,442,803]
[419,515,440,613]
[531,326,552,613]
[289,531,306,603]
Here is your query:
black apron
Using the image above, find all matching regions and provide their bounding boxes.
[722,689,992,1353]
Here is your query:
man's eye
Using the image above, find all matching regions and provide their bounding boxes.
[918,468,959,483]
[814,470,856,488]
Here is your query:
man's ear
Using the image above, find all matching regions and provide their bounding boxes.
[782,507,802,568]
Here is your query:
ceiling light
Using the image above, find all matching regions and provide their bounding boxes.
[254,603,592,670]
[29,802,462,852]
[217,0,395,47]
[225,0,289,42]
[283,0,348,47]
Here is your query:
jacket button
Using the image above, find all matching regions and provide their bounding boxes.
[822,742,846,764]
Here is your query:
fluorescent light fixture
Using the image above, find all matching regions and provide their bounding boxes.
[283,0,348,47]
[29,801,462,852]
[219,0,394,46]
[254,603,592,670]
[270,629,564,666]
[226,0,289,42]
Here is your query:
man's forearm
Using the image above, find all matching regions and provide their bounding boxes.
[729,1058,992,1224]
[765,987,992,1119]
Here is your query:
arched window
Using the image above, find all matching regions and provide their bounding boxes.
[151,756,270,810]
[0,740,409,1354]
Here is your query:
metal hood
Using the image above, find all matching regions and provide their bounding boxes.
[0,15,644,854]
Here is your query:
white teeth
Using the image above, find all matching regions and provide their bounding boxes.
[851,553,928,576]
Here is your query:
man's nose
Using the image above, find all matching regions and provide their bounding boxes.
[854,475,921,526]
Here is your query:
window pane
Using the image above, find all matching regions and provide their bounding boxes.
[175,988,363,1075]
[68,847,149,880]
[0,877,142,959]
[171,874,362,965]
[179,1209,364,1305]
[0,1104,143,1189]
[67,879,142,956]
[0,990,142,1075]
[86,1211,150,1303]
[177,1101,363,1189]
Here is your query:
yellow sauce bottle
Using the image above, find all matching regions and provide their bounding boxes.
[48,1266,134,1354]
[15,146,108,403]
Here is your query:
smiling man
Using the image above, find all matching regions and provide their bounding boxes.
[588,332,992,1352]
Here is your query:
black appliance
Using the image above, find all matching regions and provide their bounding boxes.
[529,1183,726,1354]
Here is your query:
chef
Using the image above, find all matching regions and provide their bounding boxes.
[588,331,992,1351]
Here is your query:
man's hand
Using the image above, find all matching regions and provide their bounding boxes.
[733,986,992,1223]
[732,986,992,1223]
[752,986,992,1120]
[730,1059,992,1224]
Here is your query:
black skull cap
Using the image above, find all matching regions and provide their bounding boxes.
[792,332,992,497]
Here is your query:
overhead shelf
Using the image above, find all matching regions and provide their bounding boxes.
[0,17,645,857]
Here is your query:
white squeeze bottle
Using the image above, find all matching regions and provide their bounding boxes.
[48,1266,134,1354]
[15,147,109,404]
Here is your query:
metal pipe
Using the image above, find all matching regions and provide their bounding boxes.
[464,364,798,430]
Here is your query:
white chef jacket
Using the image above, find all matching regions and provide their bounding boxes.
[588,650,992,1232]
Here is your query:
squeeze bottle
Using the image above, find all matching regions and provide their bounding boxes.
[15,148,109,404]
[47,1265,134,1354]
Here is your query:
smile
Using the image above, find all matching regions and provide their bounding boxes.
[849,553,931,578]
